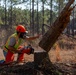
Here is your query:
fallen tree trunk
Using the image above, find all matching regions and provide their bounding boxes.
[39,0,75,52]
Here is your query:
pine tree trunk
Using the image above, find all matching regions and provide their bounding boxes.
[39,0,75,52]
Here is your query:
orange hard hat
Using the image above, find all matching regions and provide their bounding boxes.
[16,25,26,33]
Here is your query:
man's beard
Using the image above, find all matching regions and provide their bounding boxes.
[19,33,26,39]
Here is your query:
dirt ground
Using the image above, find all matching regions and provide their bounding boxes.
[49,49,76,64]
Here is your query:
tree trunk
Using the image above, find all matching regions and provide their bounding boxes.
[32,0,34,36]
[50,0,53,26]
[39,0,75,52]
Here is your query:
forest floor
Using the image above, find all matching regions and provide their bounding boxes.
[0,34,76,75]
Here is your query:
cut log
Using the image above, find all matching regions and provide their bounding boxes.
[39,0,75,52]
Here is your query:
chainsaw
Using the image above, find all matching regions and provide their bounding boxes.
[19,44,34,54]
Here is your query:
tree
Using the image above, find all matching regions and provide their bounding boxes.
[40,0,47,35]
[31,0,34,36]
[50,0,53,25]
[53,0,66,16]
[36,0,39,34]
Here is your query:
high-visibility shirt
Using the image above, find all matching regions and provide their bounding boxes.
[4,33,23,53]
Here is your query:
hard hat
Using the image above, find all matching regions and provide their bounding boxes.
[16,25,26,33]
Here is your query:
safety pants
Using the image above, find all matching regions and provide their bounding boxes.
[3,46,31,64]
[3,47,24,63]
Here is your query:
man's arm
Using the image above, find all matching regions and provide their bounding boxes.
[25,35,40,40]
[8,46,20,53]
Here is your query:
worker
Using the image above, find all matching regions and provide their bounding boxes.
[2,25,39,65]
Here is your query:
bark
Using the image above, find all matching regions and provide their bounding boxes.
[39,0,75,52]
